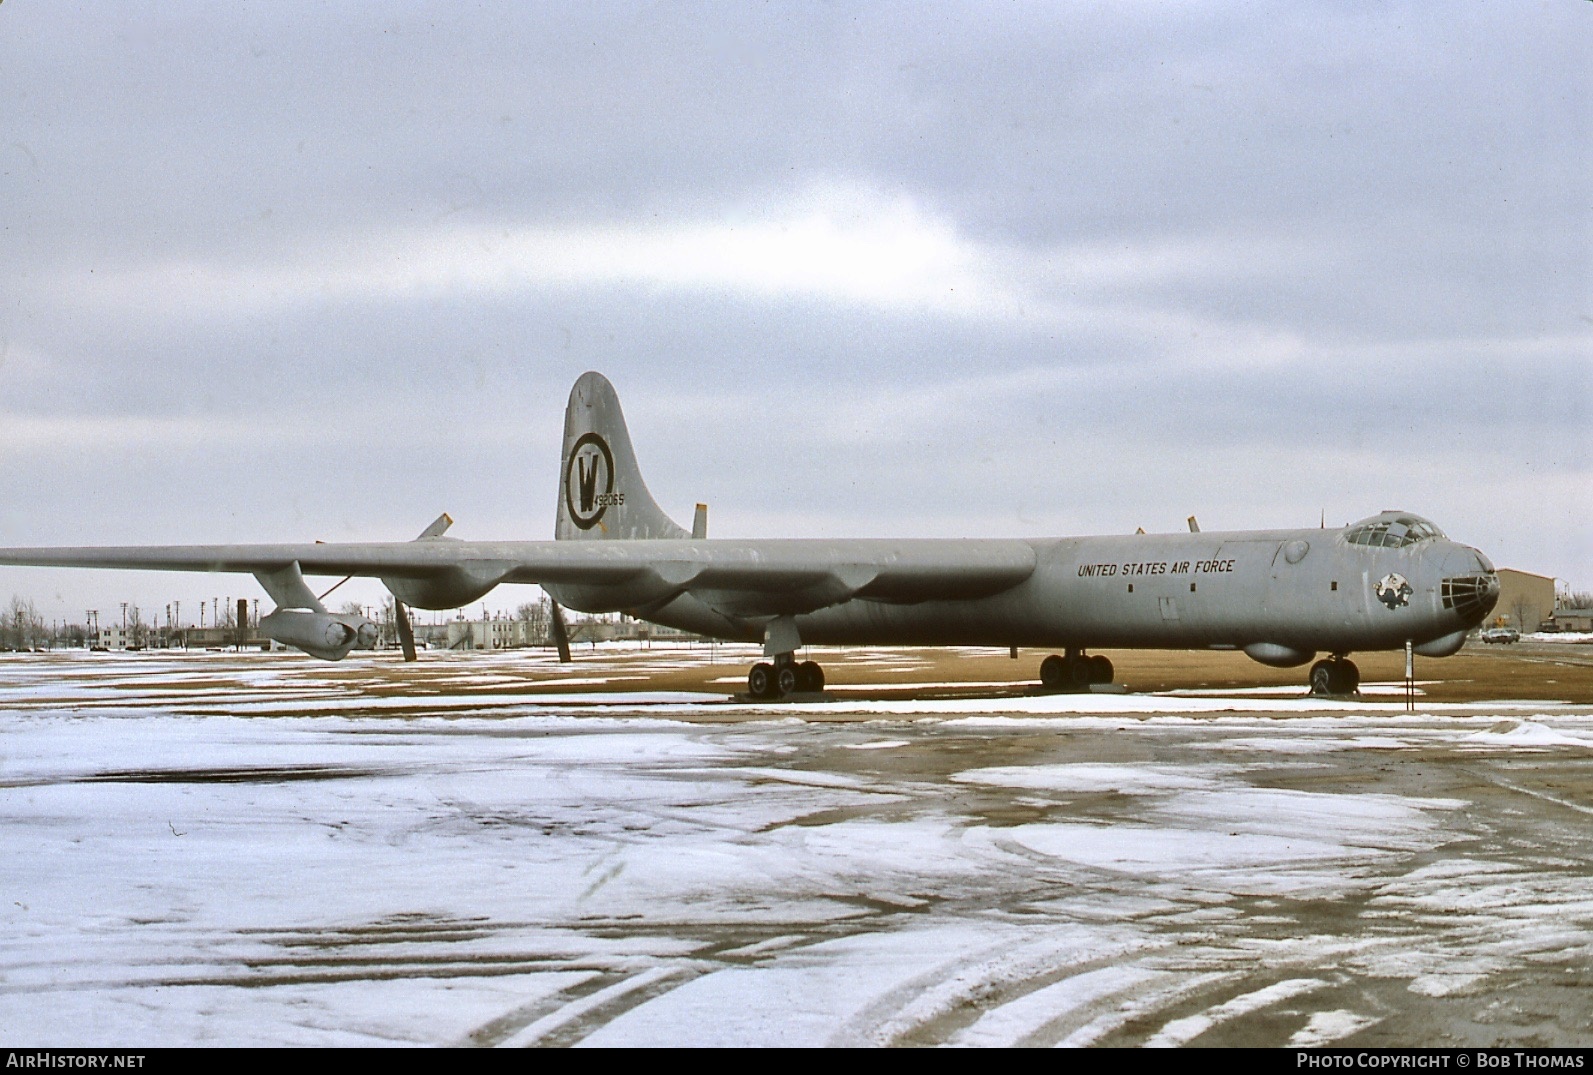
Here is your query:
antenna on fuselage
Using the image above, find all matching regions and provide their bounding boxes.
[1187,516,1200,533]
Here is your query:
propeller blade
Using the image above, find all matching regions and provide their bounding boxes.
[394,600,417,662]
[549,601,572,663]
[417,513,453,539]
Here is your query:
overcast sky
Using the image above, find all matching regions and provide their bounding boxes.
[2,1,1589,623]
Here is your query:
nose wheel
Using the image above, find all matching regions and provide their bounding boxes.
[747,656,825,699]
[1309,657,1360,696]
[1039,651,1114,691]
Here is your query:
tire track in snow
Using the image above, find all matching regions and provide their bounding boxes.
[1141,976,1331,1047]
[826,933,1160,1047]
[491,965,703,1047]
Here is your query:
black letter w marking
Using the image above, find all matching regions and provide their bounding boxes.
[577,454,599,513]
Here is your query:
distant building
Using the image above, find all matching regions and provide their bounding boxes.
[1495,569,1556,632]
[98,624,266,650]
[442,612,697,651]
[98,625,132,650]
[184,625,268,650]
[89,610,700,654]
[446,616,542,651]
[1550,608,1593,633]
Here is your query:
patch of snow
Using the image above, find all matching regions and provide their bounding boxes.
[953,763,1223,794]
[1462,720,1593,749]
[1288,1009,1383,1047]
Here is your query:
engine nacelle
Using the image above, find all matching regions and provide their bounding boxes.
[260,608,376,661]
[1243,642,1316,668]
[382,570,501,612]
[1413,630,1468,658]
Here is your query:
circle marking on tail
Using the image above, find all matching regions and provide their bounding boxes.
[565,432,616,530]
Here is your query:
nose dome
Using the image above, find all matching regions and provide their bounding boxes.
[1438,543,1499,624]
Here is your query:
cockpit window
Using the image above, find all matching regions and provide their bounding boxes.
[1343,513,1446,548]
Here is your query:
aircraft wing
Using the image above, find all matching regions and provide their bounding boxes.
[0,538,1039,616]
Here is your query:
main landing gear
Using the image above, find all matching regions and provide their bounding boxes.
[1309,656,1360,696]
[746,653,825,700]
[1039,649,1114,692]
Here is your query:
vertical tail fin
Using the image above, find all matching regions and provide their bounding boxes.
[556,372,689,540]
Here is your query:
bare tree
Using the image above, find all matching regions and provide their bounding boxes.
[516,598,550,644]
[5,596,46,650]
[128,605,149,649]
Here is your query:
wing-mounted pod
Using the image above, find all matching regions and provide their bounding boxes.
[259,607,376,661]
[255,561,376,660]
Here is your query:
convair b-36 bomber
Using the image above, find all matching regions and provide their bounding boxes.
[0,372,1500,698]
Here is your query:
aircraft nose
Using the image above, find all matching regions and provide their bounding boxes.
[1437,542,1499,625]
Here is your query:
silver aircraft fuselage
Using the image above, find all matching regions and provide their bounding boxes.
[602,525,1498,659]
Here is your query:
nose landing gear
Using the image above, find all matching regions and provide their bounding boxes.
[1309,656,1360,696]
[1039,650,1114,691]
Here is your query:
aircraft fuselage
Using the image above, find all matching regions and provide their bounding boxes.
[636,526,1498,661]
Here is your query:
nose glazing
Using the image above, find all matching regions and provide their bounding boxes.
[1438,543,1500,625]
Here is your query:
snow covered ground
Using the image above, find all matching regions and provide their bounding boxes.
[1,651,1590,1047]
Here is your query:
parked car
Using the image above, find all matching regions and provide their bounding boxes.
[1480,627,1520,644]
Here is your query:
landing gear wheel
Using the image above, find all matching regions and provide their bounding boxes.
[1336,659,1360,695]
[1063,655,1093,690]
[1309,658,1360,696]
[1041,653,1101,691]
[748,662,775,699]
[775,664,799,697]
[1309,660,1333,696]
[797,661,824,693]
[1040,654,1066,689]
